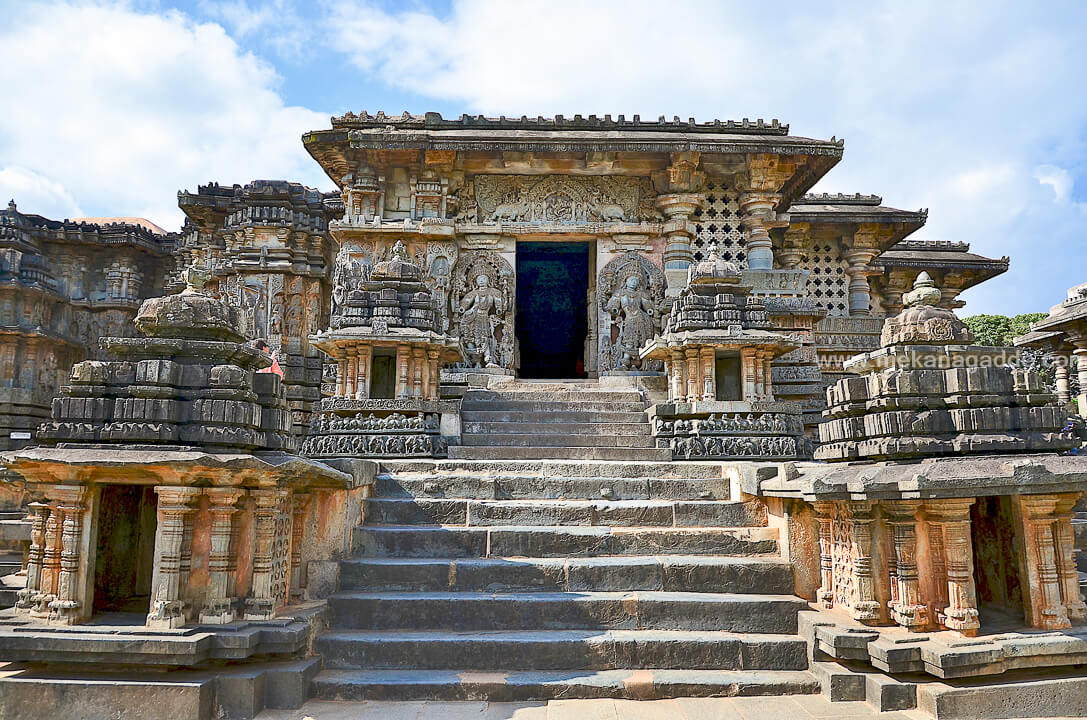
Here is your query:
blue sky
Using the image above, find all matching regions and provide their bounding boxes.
[1,0,1085,317]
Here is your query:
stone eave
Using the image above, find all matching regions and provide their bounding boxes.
[303,127,844,204]
[872,249,1009,281]
[750,453,1087,501]
[0,447,355,489]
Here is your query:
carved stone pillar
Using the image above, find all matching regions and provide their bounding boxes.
[47,485,90,625]
[344,348,357,398]
[885,500,927,630]
[396,344,411,400]
[246,489,288,620]
[1051,352,1072,409]
[1054,494,1087,623]
[741,348,757,401]
[16,502,49,612]
[738,192,780,270]
[763,355,774,400]
[848,501,881,623]
[655,194,703,270]
[1073,346,1087,415]
[700,347,715,401]
[32,503,62,617]
[357,346,372,399]
[147,486,201,629]
[779,224,808,270]
[1019,495,1075,629]
[200,488,244,624]
[290,493,312,599]
[425,348,440,401]
[812,502,835,609]
[927,499,980,635]
[843,243,879,317]
[684,348,699,402]
[336,358,348,397]
[412,347,425,398]
[669,348,685,402]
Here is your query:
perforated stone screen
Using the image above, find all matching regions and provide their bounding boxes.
[693,181,745,266]
[798,241,849,316]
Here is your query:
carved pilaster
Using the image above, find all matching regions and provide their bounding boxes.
[669,348,685,402]
[813,501,835,609]
[927,499,980,635]
[396,344,411,399]
[290,493,312,599]
[200,488,244,624]
[1019,495,1076,629]
[16,502,48,612]
[885,500,927,631]
[1054,494,1087,623]
[655,194,703,270]
[848,500,881,623]
[32,504,62,617]
[45,485,90,625]
[700,347,715,401]
[779,224,809,270]
[738,192,780,270]
[147,486,201,629]
[246,488,288,620]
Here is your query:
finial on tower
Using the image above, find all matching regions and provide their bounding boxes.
[903,271,941,308]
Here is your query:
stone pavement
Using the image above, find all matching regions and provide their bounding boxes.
[253,696,940,720]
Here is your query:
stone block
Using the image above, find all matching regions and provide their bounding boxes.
[810,660,866,701]
[307,560,340,599]
[0,673,214,720]
[865,672,916,711]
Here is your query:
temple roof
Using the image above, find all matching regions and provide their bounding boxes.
[788,193,928,227]
[304,111,846,208]
[874,240,1010,276]
[70,216,168,235]
[177,180,339,230]
[1015,283,1087,350]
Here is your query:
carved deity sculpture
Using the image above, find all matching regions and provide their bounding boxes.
[331,244,368,317]
[607,275,657,370]
[459,274,506,368]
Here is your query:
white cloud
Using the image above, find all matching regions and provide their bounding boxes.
[0,1,332,230]
[1034,164,1074,203]
[0,167,83,220]
[196,0,312,59]
[322,0,1087,316]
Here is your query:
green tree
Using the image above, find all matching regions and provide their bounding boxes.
[963,312,1047,346]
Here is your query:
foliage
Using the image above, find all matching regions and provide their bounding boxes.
[963,312,1047,347]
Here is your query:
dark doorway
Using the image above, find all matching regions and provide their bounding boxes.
[94,485,157,614]
[516,242,590,378]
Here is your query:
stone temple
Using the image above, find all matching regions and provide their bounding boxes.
[0,112,1082,719]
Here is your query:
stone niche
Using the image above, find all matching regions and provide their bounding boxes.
[1,269,358,628]
[641,247,805,459]
[305,241,462,458]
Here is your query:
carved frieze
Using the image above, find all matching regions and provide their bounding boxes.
[471,175,659,225]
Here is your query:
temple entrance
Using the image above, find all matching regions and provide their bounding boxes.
[93,484,157,615]
[515,241,591,378]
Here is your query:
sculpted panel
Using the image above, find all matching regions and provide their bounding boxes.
[472,175,659,225]
[598,252,665,372]
[450,251,515,370]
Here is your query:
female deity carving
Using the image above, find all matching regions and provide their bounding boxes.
[459,274,505,368]
[606,274,657,370]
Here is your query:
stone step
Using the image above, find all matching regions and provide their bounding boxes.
[352,525,778,558]
[461,410,647,424]
[374,472,731,501]
[378,459,726,480]
[462,390,645,403]
[316,629,808,671]
[312,668,821,702]
[917,671,1087,719]
[339,555,794,594]
[460,433,657,448]
[462,422,651,436]
[447,446,672,461]
[459,400,648,413]
[326,591,806,634]
[364,498,759,527]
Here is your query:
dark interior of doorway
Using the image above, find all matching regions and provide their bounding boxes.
[516,242,590,379]
[93,484,157,615]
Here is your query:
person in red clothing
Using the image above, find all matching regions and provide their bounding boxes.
[249,338,284,378]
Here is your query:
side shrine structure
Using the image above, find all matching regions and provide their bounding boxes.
[2,112,1086,720]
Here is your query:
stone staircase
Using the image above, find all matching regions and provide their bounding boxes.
[447,381,671,461]
[311,451,820,701]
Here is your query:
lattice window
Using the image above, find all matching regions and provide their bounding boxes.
[799,241,849,316]
[693,181,745,266]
